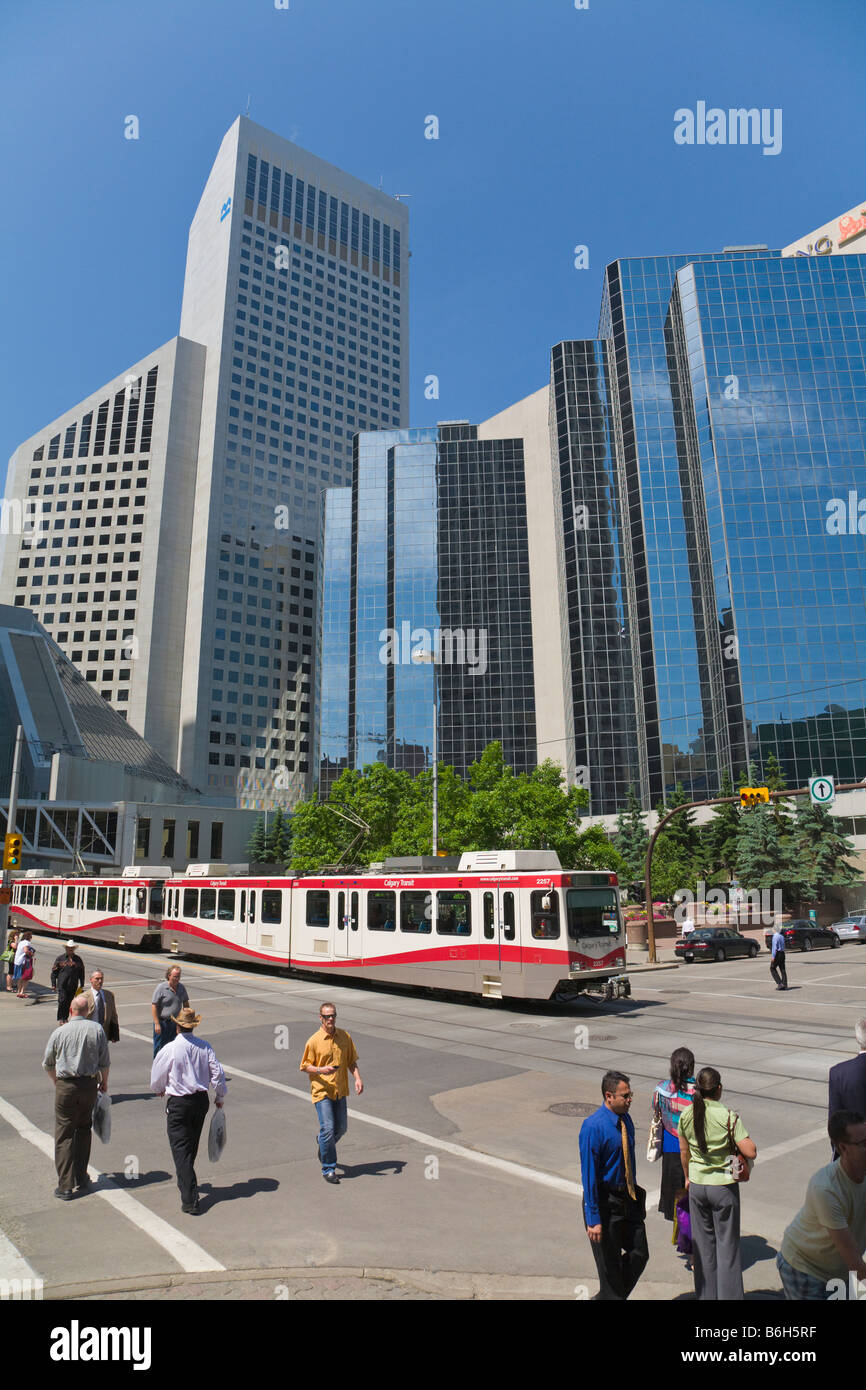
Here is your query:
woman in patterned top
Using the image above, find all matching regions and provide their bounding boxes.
[652,1046,696,1220]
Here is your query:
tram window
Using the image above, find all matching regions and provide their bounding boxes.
[262,890,282,924]
[96,887,107,911]
[107,888,119,912]
[136,887,147,913]
[34,887,42,906]
[249,890,256,924]
[483,892,495,940]
[200,889,216,920]
[306,890,330,927]
[436,890,471,936]
[86,887,97,911]
[218,889,236,921]
[66,887,74,908]
[183,888,199,918]
[337,890,345,929]
[50,887,59,907]
[503,892,516,940]
[530,890,560,940]
[400,890,432,933]
[566,889,619,939]
[350,890,359,930]
[150,885,164,915]
[240,890,246,921]
[367,890,396,931]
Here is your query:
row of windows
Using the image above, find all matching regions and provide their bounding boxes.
[14,882,162,914]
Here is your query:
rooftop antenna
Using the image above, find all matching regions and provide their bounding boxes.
[392,193,412,202]
[245,94,251,118]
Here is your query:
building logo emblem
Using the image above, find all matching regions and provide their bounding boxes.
[220,197,232,223]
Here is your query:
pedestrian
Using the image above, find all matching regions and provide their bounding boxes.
[151,965,189,1056]
[82,969,120,1042]
[300,1002,363,1184]
[150,1006,226,1215]
[13,930,35,998]
[678,1066,757,1300]
[770,921,788,991]
[777,1110,866,1300]
[650,1047,696,1221]
[42,993,110,1200]
[828,1020,866,1156]
[1,928,18,991]
[681,914,696,939]
[50,940,85,1023]
[578,1070,648,1300]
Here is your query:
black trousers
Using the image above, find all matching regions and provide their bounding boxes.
[55,1076,98,1191]
[587,1187,649,1300]
[771,951,788,988]
[56,981,78,1022]
[166,1091,209,1207]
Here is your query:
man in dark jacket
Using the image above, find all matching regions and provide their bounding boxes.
[51,941,85,1023]
[829,1020,866,1157]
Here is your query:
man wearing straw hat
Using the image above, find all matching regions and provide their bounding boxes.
[150,1006,227,1215]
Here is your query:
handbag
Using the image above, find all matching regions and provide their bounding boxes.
[92,1092,112,1144]
[726,1112,753,1183]
[646,1098,664,1163]
[672,1189,692,1255]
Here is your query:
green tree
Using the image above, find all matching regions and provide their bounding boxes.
[649,835,696,903]
[733,804,803,904]
[700,770,740,881]
[246,816,268,864]
[790,799,860,902]
[613,786,649,886]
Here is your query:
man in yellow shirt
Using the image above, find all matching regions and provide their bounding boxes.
[300,1002,363,1184]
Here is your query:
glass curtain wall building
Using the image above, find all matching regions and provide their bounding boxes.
[317,423,537,789]
[665,252,866,789]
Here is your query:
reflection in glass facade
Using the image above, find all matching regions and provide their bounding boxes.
[551,341,636,814]
[666,253,866,790]
[315,487,352,796]
[318,423,537,786]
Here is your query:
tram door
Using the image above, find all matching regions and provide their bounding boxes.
[482,887,521,975]
[333,889,359,959]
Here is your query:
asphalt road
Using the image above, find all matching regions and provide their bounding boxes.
[1,934,863,1301]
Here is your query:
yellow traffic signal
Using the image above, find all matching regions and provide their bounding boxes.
[3,834,23,869]
[739,787,770,808]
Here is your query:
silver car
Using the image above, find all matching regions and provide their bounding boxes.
[831,914,866,943]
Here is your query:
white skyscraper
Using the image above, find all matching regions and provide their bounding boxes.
[177,117,409,804]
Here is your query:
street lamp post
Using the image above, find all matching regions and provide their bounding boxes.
[412,649,438,856]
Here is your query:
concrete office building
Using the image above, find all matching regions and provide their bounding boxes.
[178,117,409,807]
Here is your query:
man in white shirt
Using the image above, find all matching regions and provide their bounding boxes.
[150,1007,227,1215]
[681,915,696,938]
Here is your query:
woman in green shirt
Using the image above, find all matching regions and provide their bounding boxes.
[679,1067,758,1300]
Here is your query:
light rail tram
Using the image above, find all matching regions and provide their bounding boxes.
[9,851,630,1002]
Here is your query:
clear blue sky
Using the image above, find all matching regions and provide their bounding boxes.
[1,0,864,489]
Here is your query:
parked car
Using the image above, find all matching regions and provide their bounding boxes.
[764,920,842,952]
[830,914,866,944]
[676,927,760,963]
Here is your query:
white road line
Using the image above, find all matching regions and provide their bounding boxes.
[639,989,863,1008]
[0,1227,42,1289]
[0,1096,224,1274]
[125,1028,834,1204]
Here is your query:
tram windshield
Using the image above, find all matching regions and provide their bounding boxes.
[566,888,620,940]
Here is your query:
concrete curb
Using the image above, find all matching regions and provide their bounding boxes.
[39,1266,699,1301]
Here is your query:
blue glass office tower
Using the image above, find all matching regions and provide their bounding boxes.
[317,423,537,789]
[665,252,866,789]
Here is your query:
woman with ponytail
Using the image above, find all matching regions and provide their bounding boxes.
[678,1066,757,1299]
[651,1047,696,1221]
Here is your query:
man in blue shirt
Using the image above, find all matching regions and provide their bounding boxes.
[770,925,788,991]
[579,1070,648,1300]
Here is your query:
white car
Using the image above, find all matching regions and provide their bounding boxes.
[831,914,866,943]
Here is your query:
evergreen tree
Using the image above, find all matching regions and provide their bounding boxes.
[700,769,740,880]
[734,804,803,904]
[790,799,860,902]
[265,809,286,863]
[763,751,794,837]
[246,816,268,864]
[613,786,649,887]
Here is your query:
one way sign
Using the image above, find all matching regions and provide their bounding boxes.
[809,775,835,807]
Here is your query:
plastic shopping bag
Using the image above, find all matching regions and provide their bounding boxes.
[92,1092,112,1144]
[207,1106,226,1162]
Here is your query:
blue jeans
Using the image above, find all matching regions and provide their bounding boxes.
[315,1097,348,1173]
[153,1017,177,1057]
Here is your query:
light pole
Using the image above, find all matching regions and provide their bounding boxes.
[412,649,438,856]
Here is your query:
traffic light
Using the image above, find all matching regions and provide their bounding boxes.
[739,787,770,808]
[3,834,23,869]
